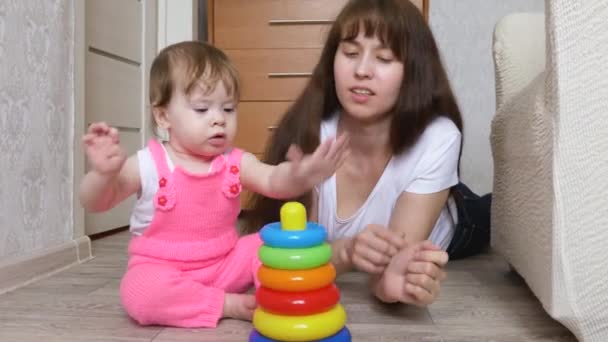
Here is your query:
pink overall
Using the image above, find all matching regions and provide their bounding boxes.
[120,140,262,328]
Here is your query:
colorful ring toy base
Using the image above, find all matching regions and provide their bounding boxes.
[257,263,336,292]
[249,326,351,342]
[260,222,327,248]
[256,284,340,316]
[253,304,346,341]
[258,243,332,270]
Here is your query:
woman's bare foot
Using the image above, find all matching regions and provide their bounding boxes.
[222,293,257,321]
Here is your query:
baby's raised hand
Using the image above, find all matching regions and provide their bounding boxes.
[285,133,349,188]
[82,122,127,176]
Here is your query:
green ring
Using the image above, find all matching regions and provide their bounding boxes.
[258,243,332,270]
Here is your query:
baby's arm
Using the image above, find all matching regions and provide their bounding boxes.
[240,135,348,199]
[80,156,140,212]
[79,122,141,212]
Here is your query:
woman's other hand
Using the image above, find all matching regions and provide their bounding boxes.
[350,224,406,274]
[376,240,447,306]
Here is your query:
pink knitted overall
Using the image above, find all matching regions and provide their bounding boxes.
[120,140,262,328]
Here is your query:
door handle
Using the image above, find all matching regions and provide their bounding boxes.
[267,72,313,78]
[268,19,333,25]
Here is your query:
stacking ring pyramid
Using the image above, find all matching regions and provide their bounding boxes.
[249,202,351,342]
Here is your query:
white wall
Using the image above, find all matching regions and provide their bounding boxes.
[429,0,545,194]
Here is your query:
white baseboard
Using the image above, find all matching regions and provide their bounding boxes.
[0,236,93,295]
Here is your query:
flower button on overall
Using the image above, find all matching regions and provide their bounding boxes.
[154,176,176,211]
[221,157,242,198]
[230,184,239,195]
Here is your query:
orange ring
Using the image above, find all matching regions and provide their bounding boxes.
[258,263,336,292]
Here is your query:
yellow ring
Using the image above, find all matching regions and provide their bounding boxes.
[253,304,347,341]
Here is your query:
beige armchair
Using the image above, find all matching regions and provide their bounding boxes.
[491,1,608,341]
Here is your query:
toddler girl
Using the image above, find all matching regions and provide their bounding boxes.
[79,41,348,328]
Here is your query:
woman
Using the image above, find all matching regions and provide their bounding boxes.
[245,0,490,306]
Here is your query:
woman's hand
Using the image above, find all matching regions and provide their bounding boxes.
[375,240,448,306]
[350,224,406,274]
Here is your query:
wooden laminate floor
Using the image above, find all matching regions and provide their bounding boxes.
[0,230,576,341]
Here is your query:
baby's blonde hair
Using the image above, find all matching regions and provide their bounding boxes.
[149,41,240,133]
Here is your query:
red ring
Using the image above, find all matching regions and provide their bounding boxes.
[256,284,340,316]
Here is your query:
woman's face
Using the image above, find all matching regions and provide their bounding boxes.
[334,31,404,123]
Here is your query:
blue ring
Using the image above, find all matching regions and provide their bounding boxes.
[260,222,327,248]
[249,326,351,342]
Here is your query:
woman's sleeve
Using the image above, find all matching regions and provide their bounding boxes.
[405,131,461,194]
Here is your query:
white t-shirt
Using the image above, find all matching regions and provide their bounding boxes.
[129,144,175,235]
[316,114,461,250]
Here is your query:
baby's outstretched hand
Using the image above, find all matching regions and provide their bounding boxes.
[82,122,127,176]
[285,133,349,187]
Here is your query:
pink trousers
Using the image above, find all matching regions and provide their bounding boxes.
[120,233,262,328]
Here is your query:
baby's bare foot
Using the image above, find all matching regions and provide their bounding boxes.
[222,293,257,321]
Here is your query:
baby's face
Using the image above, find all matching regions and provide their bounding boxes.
[164,81,238,158]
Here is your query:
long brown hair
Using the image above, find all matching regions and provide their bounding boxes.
[243,0,462,233]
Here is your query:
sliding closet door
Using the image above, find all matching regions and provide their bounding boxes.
[84,0,156,235]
